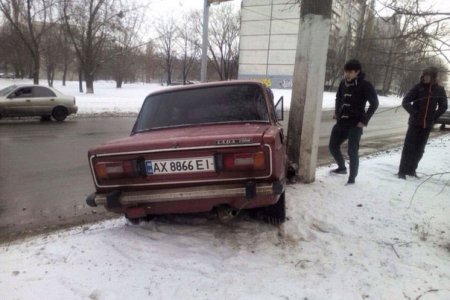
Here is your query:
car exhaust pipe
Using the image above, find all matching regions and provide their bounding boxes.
[86,192,97,207]
[216,206,239,223]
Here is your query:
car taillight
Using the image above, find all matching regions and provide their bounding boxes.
[94,161,136,179]
[222,151,266,171]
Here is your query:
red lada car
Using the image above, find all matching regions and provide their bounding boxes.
[86,81,287,223]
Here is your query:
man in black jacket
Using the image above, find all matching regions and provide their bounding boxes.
[398,67,448,179]
[329,59,379,184]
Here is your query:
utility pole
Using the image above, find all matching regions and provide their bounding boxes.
[287,0,333,183]
[200,0,233,82]
[200,0,210,82]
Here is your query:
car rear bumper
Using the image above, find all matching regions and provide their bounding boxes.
[86,181,285,215]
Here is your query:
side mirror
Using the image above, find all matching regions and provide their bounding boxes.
[7,94,14,99]
[275,96,284,121]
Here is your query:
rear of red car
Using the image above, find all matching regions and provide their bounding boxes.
[86,81,287,221]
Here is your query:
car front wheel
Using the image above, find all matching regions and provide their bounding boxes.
[52,106,68,122]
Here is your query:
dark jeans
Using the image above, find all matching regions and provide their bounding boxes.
[399,125,432,175]
[329,124,363,180]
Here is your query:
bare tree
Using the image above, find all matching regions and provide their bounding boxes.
[337,0,450,94]
[57,24,75,87]
[108,3,145,88]
[41,24,65,87]
[208,4,240,80]
[0,0,54,84]
[374,0,450,84]
[62,0,120,93]
[142,41,163,83]
[155,18,178,85]
[178,11,201,84]
[0,22,31,78]
[326,26,350,91]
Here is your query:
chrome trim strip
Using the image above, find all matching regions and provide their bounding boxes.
[94,183,274,206]
[95,143,261,158]
[89,144,273,188]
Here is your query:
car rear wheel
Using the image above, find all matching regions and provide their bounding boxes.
[52,106,68,122]
[125,216,141,225]
[125,215,155,225]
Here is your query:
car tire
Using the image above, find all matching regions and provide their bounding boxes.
[52,106,68,122]
[125,215,154,225]
[125,216,141,225]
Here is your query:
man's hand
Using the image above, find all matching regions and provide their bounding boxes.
[357,122,365,128]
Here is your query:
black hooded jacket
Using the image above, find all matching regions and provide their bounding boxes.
[402,81,448,128]
[335,73,379,127]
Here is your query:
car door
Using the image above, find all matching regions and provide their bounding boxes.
[5,87,34,117]
[32,86,57,115]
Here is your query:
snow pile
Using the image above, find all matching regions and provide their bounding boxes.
[1,135,449,299]
[1,79,402,115]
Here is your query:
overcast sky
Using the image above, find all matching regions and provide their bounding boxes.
[146,0,240,19]
[146,0,448,17]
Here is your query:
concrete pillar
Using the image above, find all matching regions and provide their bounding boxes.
[287,0,332,183]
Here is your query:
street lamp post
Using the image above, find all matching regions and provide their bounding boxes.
[200,0,233,82]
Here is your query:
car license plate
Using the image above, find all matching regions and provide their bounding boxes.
[145,157,215,175]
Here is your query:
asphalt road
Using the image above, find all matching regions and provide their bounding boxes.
[0,109,443,242]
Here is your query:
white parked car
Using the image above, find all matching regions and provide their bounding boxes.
[0,84,78,121]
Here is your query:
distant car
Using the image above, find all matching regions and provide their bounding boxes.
[436,110,450,130]
[0,84,78,121]
[0,73,15,79]
[169,80,199,86]
[86,81,287,224]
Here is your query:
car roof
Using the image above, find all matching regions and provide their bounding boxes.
[6,84,63,94]
[146,80,269,98]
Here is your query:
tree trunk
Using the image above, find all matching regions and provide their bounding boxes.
[78,66,83,93]
[32,55,40,84]
[85,73,94,94]
[116,78,123,88]
[166,64,172,85]
[62,63,68,86]
[50,69,54,87]
[182,63,187,84]
[47,64,54,87]
[328,71,340,91]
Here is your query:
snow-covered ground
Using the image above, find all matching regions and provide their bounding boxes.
[1,135,449,300]
[0,79,402,115]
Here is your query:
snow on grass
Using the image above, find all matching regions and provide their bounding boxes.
[271,88,402,111]
[1,135,449,300]
[1,79,402,115]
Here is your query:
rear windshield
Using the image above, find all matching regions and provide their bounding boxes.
[133,84,269,133]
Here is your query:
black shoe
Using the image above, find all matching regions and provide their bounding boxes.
[331,168,347,175]
[346,178,355,185]
[398,173,406,180]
